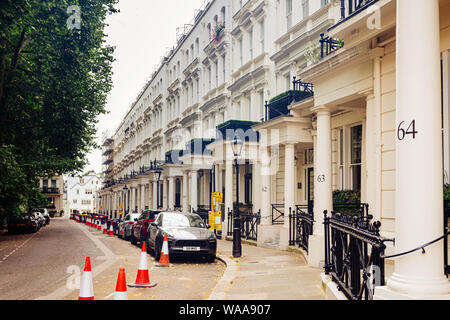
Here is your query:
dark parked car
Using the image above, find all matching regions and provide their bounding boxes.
[118,213,140,240]
[8,213,40,233]
[146,212,217,262]
[131,210,160,245]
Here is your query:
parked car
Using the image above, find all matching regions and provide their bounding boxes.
[146,212,217,262]
[118,213,140,240]
[8,213,40,233]
[35,212,46,228]
[32,209,50,225]
[131,210,161,245]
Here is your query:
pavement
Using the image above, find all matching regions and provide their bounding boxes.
[209,239,327,300]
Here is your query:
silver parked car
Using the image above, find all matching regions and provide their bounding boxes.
[146,212,217,262]
[118,213,141,240]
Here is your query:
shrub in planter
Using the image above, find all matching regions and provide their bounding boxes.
[333,190,361,216]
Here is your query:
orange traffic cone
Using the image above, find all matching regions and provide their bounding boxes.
[97,219,102,231]
[103,220,108,234]
[78,257,94,300]
[156,233,170,267]
[128,242,157,288]
[114,268,128,300]
[108,222,114,236]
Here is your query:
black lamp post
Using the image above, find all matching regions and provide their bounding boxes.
[155,167,162,209]
[231,136,243,258]
[123,185,129,214]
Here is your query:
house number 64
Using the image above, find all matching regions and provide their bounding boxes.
[397,120,418,141]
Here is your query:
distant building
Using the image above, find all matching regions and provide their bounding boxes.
[66,172,103,214]
[39,175,65,215]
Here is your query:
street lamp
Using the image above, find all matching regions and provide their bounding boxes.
[123,185,129,214]
[230,135,243,258]
[155,167,162,209]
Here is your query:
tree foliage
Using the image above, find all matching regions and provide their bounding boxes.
[0,0,117,218]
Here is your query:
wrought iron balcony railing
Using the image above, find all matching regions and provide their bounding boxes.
[41,187,60,194]
[319,33,344,59]
[330,0,380,31]
[264,77,314,122]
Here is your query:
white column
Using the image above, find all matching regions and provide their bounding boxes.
[260,148,271,227]
[309,106,333,268]
[443,50,450,184]
[140,184,145,212]
[162,179,167,210]
[284,143,295,226]
[153,181,158,210]
[225,160,233,215]
[131,186,137,213]
[182,171,189,212]
[168,177,175,210]
[191,170,198,212]
[376,0,450,298]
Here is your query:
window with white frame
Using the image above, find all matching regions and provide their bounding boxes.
[286,0,293,30]
[239,38,243,66]
[260,19,265,54]
[337,125,363,191]
[249,27,253,60]
[302,0,309,20]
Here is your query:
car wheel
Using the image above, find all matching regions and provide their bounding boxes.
[140,231,145,246]
[130,230,137,245]
[155,238,162,261]
[145,234,152,254]
[205,255,216,263]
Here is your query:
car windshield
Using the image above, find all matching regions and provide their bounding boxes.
[130,214,140,220]
[162,214,205,228]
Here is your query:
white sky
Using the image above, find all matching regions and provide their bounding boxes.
[84,0,206,175]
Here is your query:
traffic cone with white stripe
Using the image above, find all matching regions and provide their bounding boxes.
[108,221,114,236]
[103,220,108,234]
[78,257,94,300]
[114,268,128,300]
[128,242,157,288]
[156,233,170,267]
[97,219,102,231]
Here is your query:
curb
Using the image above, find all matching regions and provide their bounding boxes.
[208,253,238,300]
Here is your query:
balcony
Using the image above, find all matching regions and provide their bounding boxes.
[264,78,314,122]
[330,0,380,31]
[319,33,344,59]
[165,150,184,165]
[216,120,260,142]
[41,187,61,195]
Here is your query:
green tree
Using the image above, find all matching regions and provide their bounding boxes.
[0,0,117,218]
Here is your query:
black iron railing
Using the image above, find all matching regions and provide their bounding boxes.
[319,33,344,59]
[240,210,261,241]
[271,204,285,225]
[264,77,314,122]
[289,205,314,252]
[41,187,60,194]
[226,208,260,241]
[324,209,387,300]
[330,0,380,31]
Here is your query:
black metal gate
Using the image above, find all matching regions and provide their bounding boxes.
[289,205,314,252]
[324,209,387,300]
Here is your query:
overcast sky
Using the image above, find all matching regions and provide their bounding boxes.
[83,0,206,175]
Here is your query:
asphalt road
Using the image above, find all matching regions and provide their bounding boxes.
[0,218,225,300]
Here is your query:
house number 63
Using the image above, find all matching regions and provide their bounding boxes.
[317,175,326,183]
